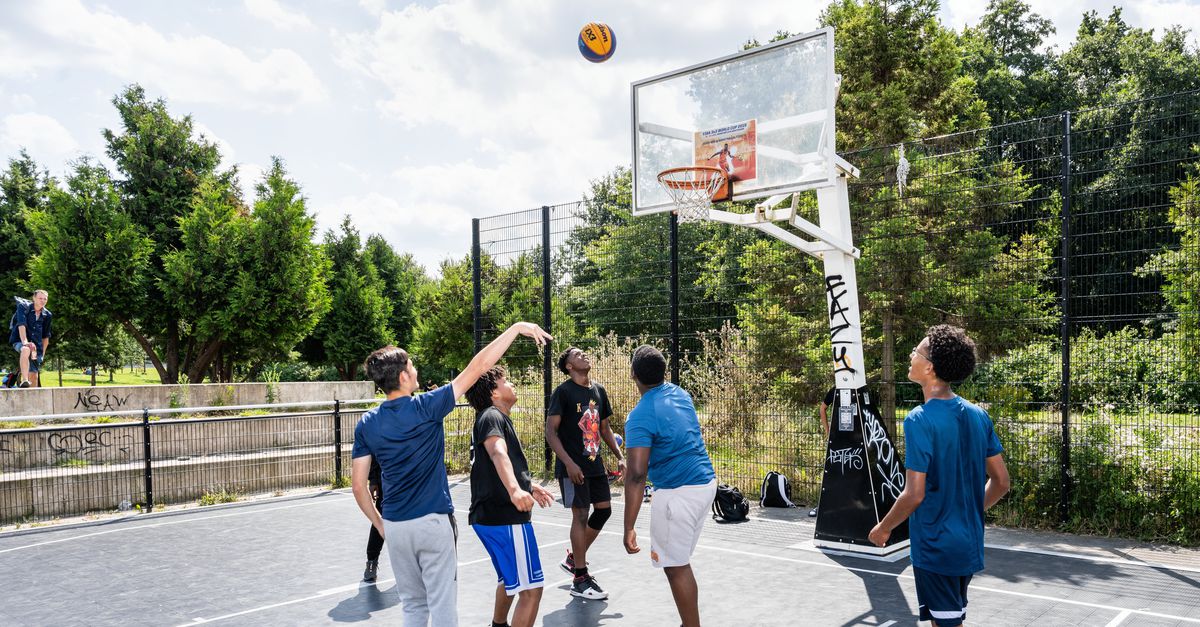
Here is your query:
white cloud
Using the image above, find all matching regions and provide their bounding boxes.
[0,112,82,166]
[1,0,326,112]
[243,0,315,32]
[6,93,36,110]
[358,0,387,17]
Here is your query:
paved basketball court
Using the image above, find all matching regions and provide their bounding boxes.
[1,479,1198,626]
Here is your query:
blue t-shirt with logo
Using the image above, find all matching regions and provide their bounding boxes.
[624,383,715,489]
[352,385,456,522]
[904,395,1004,576]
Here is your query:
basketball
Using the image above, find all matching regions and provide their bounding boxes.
[578,22,616,63]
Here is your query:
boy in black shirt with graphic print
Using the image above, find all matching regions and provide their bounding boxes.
[467,366,554,627]
[545,346,625,600]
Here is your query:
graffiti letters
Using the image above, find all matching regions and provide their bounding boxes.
[825,274,857,375]
[863,409,905,500]
[73,391,132,413]
[829,447,864,473]
[46,430,133,458]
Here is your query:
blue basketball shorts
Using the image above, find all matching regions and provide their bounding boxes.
[472,522,544,596]
[913,565,972,627]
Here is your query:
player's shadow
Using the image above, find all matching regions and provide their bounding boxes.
[827,554,914,627]
[327,583,400,623]
[541,596,625,626]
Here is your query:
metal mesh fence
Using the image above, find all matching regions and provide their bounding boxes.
[472,90,1200,544]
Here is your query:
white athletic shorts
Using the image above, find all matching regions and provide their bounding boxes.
[648,479,716,568]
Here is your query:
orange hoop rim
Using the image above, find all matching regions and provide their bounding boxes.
[656,165,726,191]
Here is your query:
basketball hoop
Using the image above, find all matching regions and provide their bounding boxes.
[656,166,727,223]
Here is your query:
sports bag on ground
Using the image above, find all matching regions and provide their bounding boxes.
[711,483,750,522]
[759,470,796,508]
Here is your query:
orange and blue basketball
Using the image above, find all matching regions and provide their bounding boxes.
[579,22,615,63]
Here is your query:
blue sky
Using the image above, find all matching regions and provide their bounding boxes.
[1,0,1197,272]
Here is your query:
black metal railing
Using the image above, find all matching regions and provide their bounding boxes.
[0,399,479,525]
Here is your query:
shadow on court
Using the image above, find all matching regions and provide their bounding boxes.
[1,482,1198,626]
[327,583,399,623]
[828,554,914,626]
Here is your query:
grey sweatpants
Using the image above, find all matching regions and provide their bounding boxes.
[383,512,459,627]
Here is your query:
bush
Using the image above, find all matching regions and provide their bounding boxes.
[972,327,1200,412]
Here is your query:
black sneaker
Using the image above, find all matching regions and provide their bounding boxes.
[570,575,608,600]
[18,381,30,388]
[363,559,378,582]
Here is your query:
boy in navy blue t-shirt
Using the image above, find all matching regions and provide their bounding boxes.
[351,322,551,627]
[869,325,1010,627]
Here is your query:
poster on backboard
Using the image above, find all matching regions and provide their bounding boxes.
[694,119,757,182]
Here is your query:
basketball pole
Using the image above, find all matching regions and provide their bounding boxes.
[752,173,910,560]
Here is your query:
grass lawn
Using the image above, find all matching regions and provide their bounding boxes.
[36,368,161,387]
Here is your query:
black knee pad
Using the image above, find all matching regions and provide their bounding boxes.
[587,506,611,531]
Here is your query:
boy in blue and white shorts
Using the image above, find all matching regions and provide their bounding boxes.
[621,345,716,627]
[869,325,1011,627]
[466,366,554,627]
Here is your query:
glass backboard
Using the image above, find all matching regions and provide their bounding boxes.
[632,28,837,215]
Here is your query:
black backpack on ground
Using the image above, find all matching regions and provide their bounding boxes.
[711,484,750,522]
[759,471,796,508]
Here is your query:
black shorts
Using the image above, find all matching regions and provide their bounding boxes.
[914,565,971,627]
[560,475,612,509]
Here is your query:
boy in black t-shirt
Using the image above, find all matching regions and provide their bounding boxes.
[467,366,554,627]
[545,347,625,600]
[812,386,836,517]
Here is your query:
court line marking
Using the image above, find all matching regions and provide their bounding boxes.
[184,538,572,626]
[0,496,353,555]
[1103,610,1132,627]
[694,543,1200,624]
[982,542,1200,575]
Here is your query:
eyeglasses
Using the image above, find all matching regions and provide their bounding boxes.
[910,347,931,361]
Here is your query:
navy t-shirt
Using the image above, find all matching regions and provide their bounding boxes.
[904,395,1004,576]
[352,385,456,522]
[9,303,52,346]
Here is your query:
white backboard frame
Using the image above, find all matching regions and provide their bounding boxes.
[631,28,841,216]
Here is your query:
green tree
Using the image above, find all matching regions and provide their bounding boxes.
[1138,160,1200,381]
[821,0,989,148]
[219,158,331,379]
[365,234,426,347]
[101,85,231,382]
[412,255,476,383]
[26,159,153,385]
[0,151,54,302]
[959,0,1062,122]
[314,217,392,379]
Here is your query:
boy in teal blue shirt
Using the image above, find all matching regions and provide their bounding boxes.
[869,325,1010,627]
[622,345,715,627]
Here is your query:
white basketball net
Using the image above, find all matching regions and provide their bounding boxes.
[656,166,727,224]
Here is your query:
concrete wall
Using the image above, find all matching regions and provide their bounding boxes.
[0,381,374,418]
[0,410,371,522]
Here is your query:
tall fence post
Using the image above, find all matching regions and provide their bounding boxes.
[141,408,153,512]
[1059,111,1073,524]
[669,212,681,383]
[472,218,483,354]
[333,399,343,486]
[541,205,554,473]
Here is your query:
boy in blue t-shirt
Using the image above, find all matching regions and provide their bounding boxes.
[869,325,1010,627]
[621,345,715,627]
[351,322,551,627]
